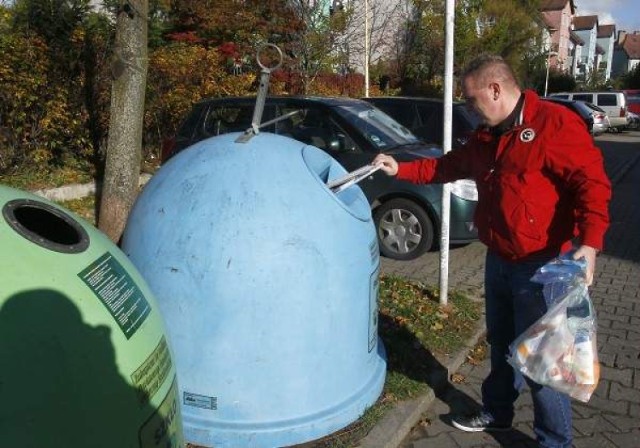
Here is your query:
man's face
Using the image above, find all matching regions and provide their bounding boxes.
[463,76,501,126]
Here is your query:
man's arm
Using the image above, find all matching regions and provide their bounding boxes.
[546,112,611,286]
[374,145,476,183]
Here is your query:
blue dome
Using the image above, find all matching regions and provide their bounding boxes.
[122,132,386,447]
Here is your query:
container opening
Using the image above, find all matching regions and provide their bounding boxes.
[301,146,371,222]
[2,199,90,253]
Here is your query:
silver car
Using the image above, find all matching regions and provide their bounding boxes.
[583,102,611,136]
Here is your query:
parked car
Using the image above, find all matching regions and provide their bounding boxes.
[362,96,481,148]
[549,91,629,132]
[162,96,479,260]
[541,97,595,135]
[583,102,611,135]
[627,96,640,115]
[627,111,640,130]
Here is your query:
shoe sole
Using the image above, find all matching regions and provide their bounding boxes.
[451,421,512,432]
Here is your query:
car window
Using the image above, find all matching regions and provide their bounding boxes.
[550,94,569,99]
[572,94,593,103]
[596,94,617,106]
[414,103,442,144]
[334,104,419,150]
[202,104,275,137]
[278,105,359,153]
[453,107,480,146]
[177,105,206,140]
[372,103,418,129]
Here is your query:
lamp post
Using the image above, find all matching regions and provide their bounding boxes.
[364,0,369,97]
[544,50,559,97]
[543,27,558,97]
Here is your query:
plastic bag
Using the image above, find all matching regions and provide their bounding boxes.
[507,252,599,402]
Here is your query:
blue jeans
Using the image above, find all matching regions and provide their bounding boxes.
[482,251,573,448]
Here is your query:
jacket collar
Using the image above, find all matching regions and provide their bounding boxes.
[476,89,541,142]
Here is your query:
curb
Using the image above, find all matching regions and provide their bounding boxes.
[358,314,487,448]
[31,173,152,202]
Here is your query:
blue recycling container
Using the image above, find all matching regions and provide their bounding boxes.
[0,185,183,448]
[122,132,386,448]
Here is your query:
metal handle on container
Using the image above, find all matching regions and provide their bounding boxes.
[236,44,283,143]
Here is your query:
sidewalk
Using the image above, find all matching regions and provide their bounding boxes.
[357,252,487,448]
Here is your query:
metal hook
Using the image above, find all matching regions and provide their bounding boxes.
[256,43,283,72]
[236,44,284,143]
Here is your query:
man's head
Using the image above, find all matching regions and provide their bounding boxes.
[461,54,522,127]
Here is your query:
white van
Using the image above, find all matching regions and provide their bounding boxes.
[549,91,629,131]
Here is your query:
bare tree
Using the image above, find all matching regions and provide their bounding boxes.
[98,0,148,242]
[345,0,409,72]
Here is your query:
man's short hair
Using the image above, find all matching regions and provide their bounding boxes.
[462,54,519,88]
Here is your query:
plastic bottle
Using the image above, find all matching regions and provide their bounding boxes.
[572,329,596,385]
[565,287,596,385]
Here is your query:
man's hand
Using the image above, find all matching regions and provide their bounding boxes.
[573,245,598,286]
[373,154,399,176]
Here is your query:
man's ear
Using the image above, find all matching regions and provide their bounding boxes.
[489,82,500,101]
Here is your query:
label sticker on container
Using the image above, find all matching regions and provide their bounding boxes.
[368,268,380,352]
[131,336,173,405]
[78,252,151,339]
[183,391,218,410]
[138,377,183,447]
[369,239,379,265]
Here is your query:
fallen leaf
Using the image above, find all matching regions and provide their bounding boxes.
[451,373,465,384]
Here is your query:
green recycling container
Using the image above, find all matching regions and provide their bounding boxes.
[0,185,184,448]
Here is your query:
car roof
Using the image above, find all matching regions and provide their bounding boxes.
[192,95,373,108]
[364,96,466,106]
[542,97,591,116]
[551,90,626,95]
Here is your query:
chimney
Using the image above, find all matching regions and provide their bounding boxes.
[618,30,627,45]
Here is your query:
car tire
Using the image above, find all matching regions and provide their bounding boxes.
[373,198,434,261]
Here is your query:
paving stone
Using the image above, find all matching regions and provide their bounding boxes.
[613,353,640,369]
[598,311,630,324]
[629,403,640,417]
[606,429,640,447]
[602,413,640,431]
[612,321,640,333]
[572,435,617,448]
[583,393,629,415]
[449,430,508,448]
[411,433,459,448]
[599,365,634,387]
[573,414,619,436]
[610,381,640,402]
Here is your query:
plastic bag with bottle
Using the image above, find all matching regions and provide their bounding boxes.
[507,252,599,402]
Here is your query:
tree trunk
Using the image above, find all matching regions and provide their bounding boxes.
[98,0,148,243]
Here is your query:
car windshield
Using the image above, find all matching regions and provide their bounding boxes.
[333,103,420,149]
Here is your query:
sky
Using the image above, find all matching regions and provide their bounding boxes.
[576,0,640,33]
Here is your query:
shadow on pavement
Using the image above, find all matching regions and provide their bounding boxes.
[380,315,536,447]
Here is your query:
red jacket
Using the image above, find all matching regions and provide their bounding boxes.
[397,90,611,261]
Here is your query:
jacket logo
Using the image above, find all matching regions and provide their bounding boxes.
[519,128,536,142]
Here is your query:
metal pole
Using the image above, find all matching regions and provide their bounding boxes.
[439,0,455,307]
[364,0,369,97]
[544,50,551,97]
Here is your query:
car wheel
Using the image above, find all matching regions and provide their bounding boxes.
[373,198,434,261]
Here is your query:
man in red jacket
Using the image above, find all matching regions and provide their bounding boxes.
[374,54,611,448]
